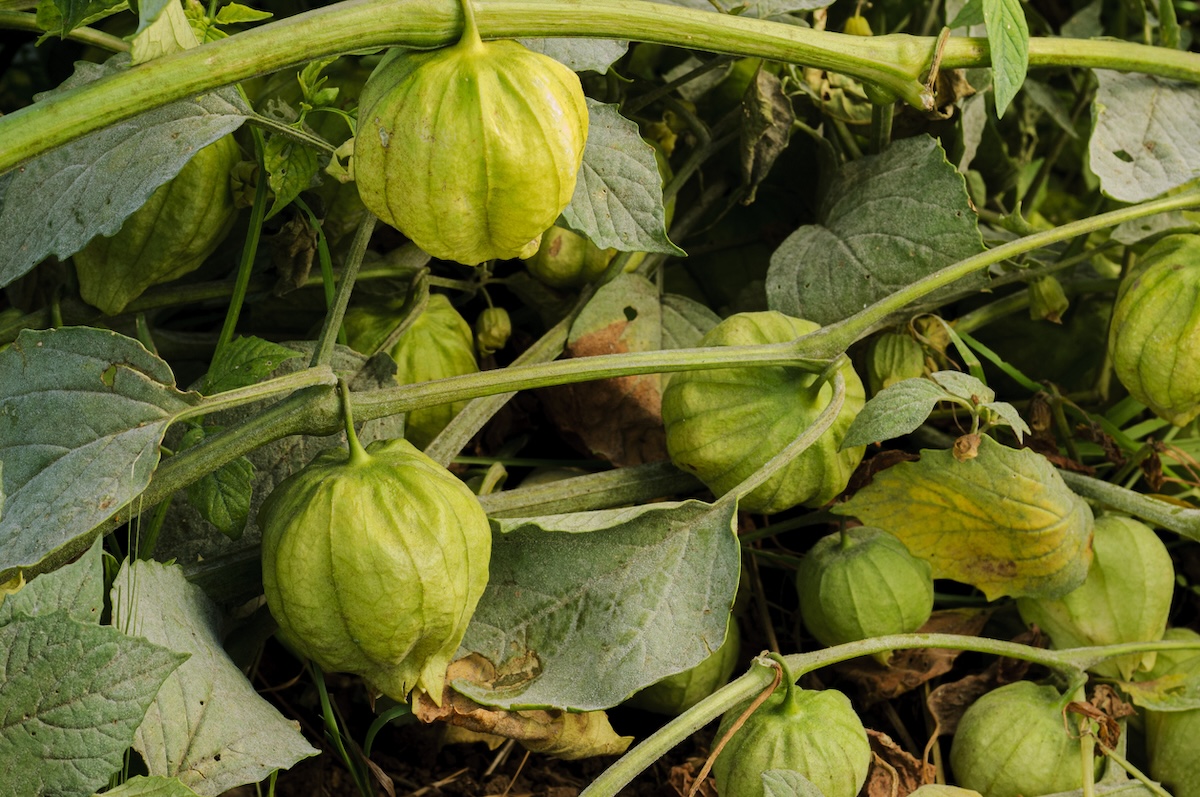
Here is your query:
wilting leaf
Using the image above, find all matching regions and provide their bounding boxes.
[834,436,1094,600]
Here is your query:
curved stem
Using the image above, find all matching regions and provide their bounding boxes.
[339,379,371,465]
[12,0,1200,173]
[1060,469,1200,541]
[0,10,130,50]
[175,365,338,421]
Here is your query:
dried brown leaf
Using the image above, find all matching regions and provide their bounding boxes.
[925,627,1046,736]
[865,730,934,797]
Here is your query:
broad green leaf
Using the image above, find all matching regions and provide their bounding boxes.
[518,38,628,73]
[264,134,319,220]
[562,100,684,257]
[0,55,249,289]
[135,0,173,32]
[1111,211,1197,244]
[840,378,949,449]
[0,611,186,797]
[983,0,1029,116]
[1022,79,1078,138]
[0,328,199,580]
[97,776,204,797]
[113,560,317,795]
[46,0,118,36]
[765,136,985,326]
[180,427,254,541]
[948,0,985,28]
[762,770,828,797]
[455,499,740,711]
[205,336,304,394]
[0,537,103,626]
[834,436,1094,600]
[1090,71,1200,202]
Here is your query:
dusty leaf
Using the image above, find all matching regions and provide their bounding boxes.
[761,770,826,797]
[740,69,794,204]
[97,776,204,797]
[0,536,103,626]
[834,436,1094,600]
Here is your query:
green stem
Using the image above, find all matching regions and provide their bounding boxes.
[339,379,371,465]
[1099,742,1174,797]
[214,127,269,359]
[800,190,1200,357]
[177,366,339,422]
[309,212,376,368]
[247,113,337,154]
[868,100,894,154]
[293,196,346,347]
[0,10,130,50]
[1059,469,1200,541]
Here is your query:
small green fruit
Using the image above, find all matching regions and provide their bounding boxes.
[626,615,740,715]
[865,332,926,395]
[950,681,1082,797]
[475,307,512,356]
[1016,514,1173,680]
[344,294,479,449]
[354,29,588,265]
[712,680,871,797]
[796,527,933,658]
[1108,234,1200,425]
[259,437,491,701]
[662,312,865,514]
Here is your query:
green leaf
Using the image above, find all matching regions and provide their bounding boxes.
[562,100,684,257]
[0,537,103,626]
[46,0,116,36]
[0,55,249,289]
[112,560,318,794]
[96,776,204,797]
[740,69,793,203]
[518,38,628,73]
[948,0,985,28]
[840,378,950,449]
[264,135,319,220]
[930,370,994,402]
[180,426,254,541]
[135,0,173,32]
[213,3,272,23]
[1022,79,1078,138]
[983,0,1029,117]
[981,400,1030,441]
[455,499,740,711]
[762,770,828,797]
[1123,672,1200,712]
[205,336,304,394]
[0,328,199,580]
[765,136,985,326]
[130,0,198,65]
[661,294,721,350]
[0,611,187,797]
[1090,71,1200,203]
[834,436,1094,600]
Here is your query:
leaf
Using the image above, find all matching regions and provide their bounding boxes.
[0,328,199,580]
[130,0,195,64]
[762,770,828,797]
[48,0,113,36]
[981,400,1030,441]
[0,610,187,797]
[518,38,628,73]
[112,560,317,795]
[834,436,1094,600]
[765,136,985,326]
[455,499,741,711]
[740,69,794,204]
[1121,672,1200,712]
[562,100,684,257]
[840,378,951,449]
[1090,71,1200,203]
[948,0,985,29]
[661,294,721,351]
[1022,79,1078,138]
[930,370,995,403]
[0,55,249,289]
[539,273,668,467]
[415,662,632,759]
[264,134,319,220]
[205,336,305,394]
[97,776,204,797]
[983,0,1029,116]
[653,0,835,15]
[213,3,272,23]
[180,426,254,541]
[0,537,103,626]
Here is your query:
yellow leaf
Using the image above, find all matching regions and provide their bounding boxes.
[834,436,1093,600]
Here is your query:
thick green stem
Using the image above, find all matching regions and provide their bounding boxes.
[10,0,1200,173]
[1059,469,1200,541]
[175,365,338,421]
